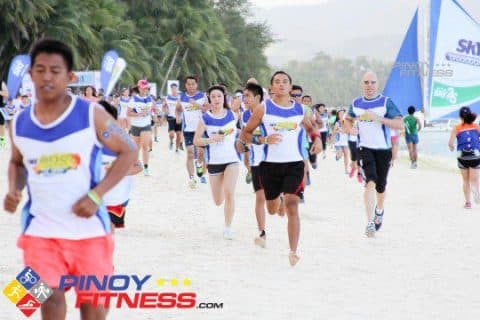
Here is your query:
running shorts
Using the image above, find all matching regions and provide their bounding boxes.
[259,161,305,200]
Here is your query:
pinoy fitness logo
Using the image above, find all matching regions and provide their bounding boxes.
[28,153,81,176]
[3,266,53,317]
[448,38,480,67]
[61,274,223,310]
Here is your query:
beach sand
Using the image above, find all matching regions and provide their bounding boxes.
[1,126,480,320]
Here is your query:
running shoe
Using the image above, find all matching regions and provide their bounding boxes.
[306,172,311,186]
[0,137,6,150]
[289,251,300,266]
[223,228,233,240]
[374,207,384,231]
[179,143,184,151]
[200,176,207,184]
[464,201,472,209]
[357,172,363,184]
[474,190,480,204]
[348,168,355,178]
[365,221,376,238]
[312,163,318,169]
[169,141,173,150]
[254,234,266,248]
[154,137,158,142]
[188,177,197,189]
[322,154,326,160]
[143,167,150,176]
[412,161,417,169]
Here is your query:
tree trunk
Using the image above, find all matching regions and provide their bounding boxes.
[160,46,180,96]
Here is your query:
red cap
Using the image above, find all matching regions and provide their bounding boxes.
[137,79,149,89]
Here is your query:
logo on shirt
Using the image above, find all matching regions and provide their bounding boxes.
[3,266,53,317]
[270,121,297,132]
[358,114,375,122]
[185,104,199,111]
[30,153,81,176]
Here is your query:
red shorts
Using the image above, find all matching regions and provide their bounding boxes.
[17,234,114,292]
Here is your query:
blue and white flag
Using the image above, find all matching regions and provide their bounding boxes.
[100,50,119,94]
[7,55,31,99]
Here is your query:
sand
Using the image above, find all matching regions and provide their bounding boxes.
[1,126,480,320]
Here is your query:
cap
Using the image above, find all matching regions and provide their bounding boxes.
[137,79,149,89]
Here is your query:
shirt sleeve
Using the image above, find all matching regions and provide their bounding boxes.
[385,98,402,119]
[347,104,356,118]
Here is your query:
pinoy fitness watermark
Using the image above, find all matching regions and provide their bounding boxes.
[393,61,454,78]
[4,270,223,317]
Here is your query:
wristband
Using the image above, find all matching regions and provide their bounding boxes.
[237,139,249,153]
[87,190,102,206]
[309,131,320,141]
[252,136,261,145]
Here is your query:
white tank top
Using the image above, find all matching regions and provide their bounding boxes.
[242,109,265,167]
[203,110,240,165]
[318,112,329,133]
[180,92,205,132]
[101,148,133,205]
[261,99,305,163]
[334,121,349,146]
[130,94,153,127]
[119,96,132,119]
[166,94,179,118]
[12,95,111,239]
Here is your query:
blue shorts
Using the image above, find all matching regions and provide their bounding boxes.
[183,131,195,147]
[405,134,419,145]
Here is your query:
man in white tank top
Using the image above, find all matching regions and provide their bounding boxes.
[3,39,137,320]
[237,71,322,267]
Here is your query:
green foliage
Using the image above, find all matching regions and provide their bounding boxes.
[283,52,393,107]
[0,0,273,95]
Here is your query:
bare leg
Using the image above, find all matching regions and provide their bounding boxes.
[186,146,195,177]
[255,190,266,232]
[80,303,107,320]
[41,289,66,320]
[222,164,239,227]
[284,193,300,266]
[461,169,470,204]
[364,181,376,222]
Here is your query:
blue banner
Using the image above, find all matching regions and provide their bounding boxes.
[100,50,119,93]
[7,55,31,99]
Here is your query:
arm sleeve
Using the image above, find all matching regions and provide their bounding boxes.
[347,104,356,118]
[385,98,402,119]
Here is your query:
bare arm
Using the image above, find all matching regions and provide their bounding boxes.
[3,125,26,213]
[302,113,323,154]
[416,117,422,132]
[448,129,456,151]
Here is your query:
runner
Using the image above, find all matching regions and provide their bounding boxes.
[241,83,270,247]
[118,88,132,132]
[178,76,208,187]
[193,85,240,239]
[313,103,329,160]
[127,79,154,176]
[163,82,183,152]
[347,120,363,183]
[333,108,350,174]
[3,38,137,320]
[404,105,421,169]
[448,106,480,209]
[98,100,142,229]
[153,96,164,142]
[344,71,403,238]
[238,71,322,266]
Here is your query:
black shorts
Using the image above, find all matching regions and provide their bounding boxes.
[251,165,262,192]
[183,131,195,146]
[0,109,5,126]
[358,147,392,193]
[458,152,480,169]
[259,161,305,200]
[167,117,182,132]
[130,125,151,137]
[320,131,328,150]
[207,162,238,176]
[107,201,129,228]
[348,140,359,162]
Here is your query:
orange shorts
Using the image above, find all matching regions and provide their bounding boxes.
[17,234,114,292]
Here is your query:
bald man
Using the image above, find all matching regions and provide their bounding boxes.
[344,71,404,238]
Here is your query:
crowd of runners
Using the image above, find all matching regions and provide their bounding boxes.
[2,38,478,319]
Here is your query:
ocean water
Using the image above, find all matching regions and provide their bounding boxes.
[399,130,455,159]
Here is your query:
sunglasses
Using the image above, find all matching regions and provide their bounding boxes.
[363,81,377,85]
[290,93,302,98]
